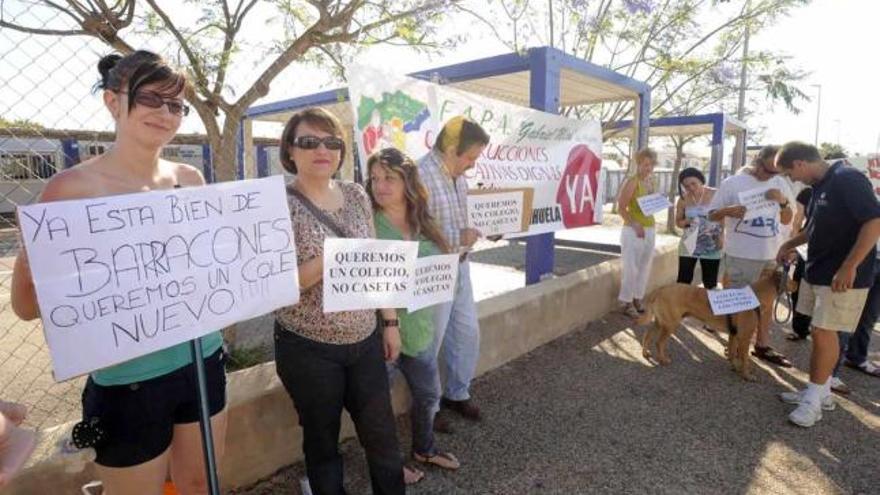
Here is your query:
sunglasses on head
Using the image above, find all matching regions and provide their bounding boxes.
[292,135,344,151]
[121,90,189,116]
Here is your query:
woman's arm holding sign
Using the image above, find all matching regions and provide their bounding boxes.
[379,308,401,362]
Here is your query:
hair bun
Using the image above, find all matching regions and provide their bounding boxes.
[97,54,123,88]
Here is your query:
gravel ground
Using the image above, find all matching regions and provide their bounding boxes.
[232,314,879,495]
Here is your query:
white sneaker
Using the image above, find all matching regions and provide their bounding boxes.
[778,389,836,411]
[830,376,851,395]
[788,400,823,427]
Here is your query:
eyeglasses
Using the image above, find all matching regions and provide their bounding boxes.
[120,90,189,116]
[292,135,344,151]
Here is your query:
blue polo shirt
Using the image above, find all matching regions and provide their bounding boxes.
[806,161,880,288]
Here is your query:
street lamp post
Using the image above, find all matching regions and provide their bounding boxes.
[811,84,822,146]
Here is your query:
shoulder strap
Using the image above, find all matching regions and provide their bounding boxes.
[286,183,351,238]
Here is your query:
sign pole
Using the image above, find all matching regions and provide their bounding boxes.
[190,338,221,495]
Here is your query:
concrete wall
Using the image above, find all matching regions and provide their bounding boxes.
[3,243,677,494]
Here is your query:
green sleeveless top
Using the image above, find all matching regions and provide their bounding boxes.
[628,177,656,228]
[92,332,223,386]
[374,212,440,357]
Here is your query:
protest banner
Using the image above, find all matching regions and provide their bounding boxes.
[467,189,530,236]
[636,193,673,216]
[707,287,760,316]
[737,186,778,221]
[409,254,459,312]
[347,64,604,236]
[18,176,299,381]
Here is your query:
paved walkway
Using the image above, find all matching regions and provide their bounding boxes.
[233,314,880,494]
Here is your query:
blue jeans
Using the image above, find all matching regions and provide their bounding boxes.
[387,346,441,456]
[430,260,480,402]
[833,265,880,376]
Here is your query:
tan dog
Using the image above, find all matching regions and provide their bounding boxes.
[636,269,793,381]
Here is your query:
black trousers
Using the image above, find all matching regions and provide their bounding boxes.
[274,322,404,495]
[677,256,721,289]
[790,255,812,338]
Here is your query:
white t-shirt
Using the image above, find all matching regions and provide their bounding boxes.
[708,173,796,261]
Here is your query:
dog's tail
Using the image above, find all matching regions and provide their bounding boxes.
[635,291,658,325]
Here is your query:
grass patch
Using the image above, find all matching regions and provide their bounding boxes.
[225,345,268,371]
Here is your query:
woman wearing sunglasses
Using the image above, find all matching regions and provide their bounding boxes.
[10,51,226,495]
[273,108,405,494]
[366,148,460,483]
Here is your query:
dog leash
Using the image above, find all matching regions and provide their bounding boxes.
[773,262,793,324]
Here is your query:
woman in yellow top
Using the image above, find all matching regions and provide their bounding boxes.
[616,148,659,318]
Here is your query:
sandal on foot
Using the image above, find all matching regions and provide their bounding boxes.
[413,451,461,471]
[845,360,880,377]
[752,346,793,368]
[403,465,425,485]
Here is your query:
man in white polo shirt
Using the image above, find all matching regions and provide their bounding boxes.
[709,145,796,367]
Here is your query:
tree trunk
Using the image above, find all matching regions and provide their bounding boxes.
[666,138,686,234]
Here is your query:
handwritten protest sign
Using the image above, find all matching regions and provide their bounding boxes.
[18,176,299,381]
[409,254,459,312]
[737,186,778,221]
[467,190,526,237]
[636,193,672,216]
[707,287,760,316]
[323,238,419,312]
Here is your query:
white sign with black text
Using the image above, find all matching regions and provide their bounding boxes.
[707,287,760,316]
[738,186,778,221]
[18,176,299,381]
[467,191,525,237]
[636,193,673,216]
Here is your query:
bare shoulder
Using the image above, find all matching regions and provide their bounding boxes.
[39,161,101,202]
[168,160,206,187]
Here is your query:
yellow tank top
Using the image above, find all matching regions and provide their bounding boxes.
[628,177,655,227]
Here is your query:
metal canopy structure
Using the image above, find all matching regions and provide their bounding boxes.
[604,112,748,186]
[242,46,651,285]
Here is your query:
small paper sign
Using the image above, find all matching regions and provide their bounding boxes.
[467,190,526,237]
[707,287,761,316]
[636,193,672,216]
[737,186,778,221]
[795,244,808,261]
[408,254,459,312]
[683,225,698,255]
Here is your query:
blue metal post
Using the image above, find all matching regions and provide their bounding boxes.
[255,144,269,178]
[201,143,215,184]
[525,48,561,285]
[60,138,79,169]
[708,114,725,187]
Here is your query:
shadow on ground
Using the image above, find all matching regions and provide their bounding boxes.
[232,314,880,495]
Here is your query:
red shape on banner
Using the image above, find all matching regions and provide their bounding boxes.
[556,144,601,229]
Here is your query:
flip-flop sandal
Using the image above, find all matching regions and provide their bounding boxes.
[845,360,880,377]
[403,464,425,485]
[752,346,793,368]
[413,451,461,470]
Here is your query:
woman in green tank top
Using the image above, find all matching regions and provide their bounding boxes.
[617,147,660,318]
[366,147,462,481]
[10,51,226,493]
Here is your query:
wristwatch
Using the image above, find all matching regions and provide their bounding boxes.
[382,319,400,328]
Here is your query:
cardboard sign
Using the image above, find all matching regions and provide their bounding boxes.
[323,239,458,312]
[467,190,526,236]
[409,254,459,312]
[707,287,760,316]
[636,193,673,216]
[18,176,299,381]
[738,186,778,221]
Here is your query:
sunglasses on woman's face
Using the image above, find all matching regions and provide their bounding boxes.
[292,135,344,151]
[120,90,189,116]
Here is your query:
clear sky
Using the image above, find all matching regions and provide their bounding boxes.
[1,0,876,155]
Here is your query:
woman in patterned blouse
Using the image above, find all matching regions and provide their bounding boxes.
[273,107,405,495]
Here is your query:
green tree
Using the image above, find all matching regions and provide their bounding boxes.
[2,0,458,181]
[819,142,848,159]
[0,117,45,131]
